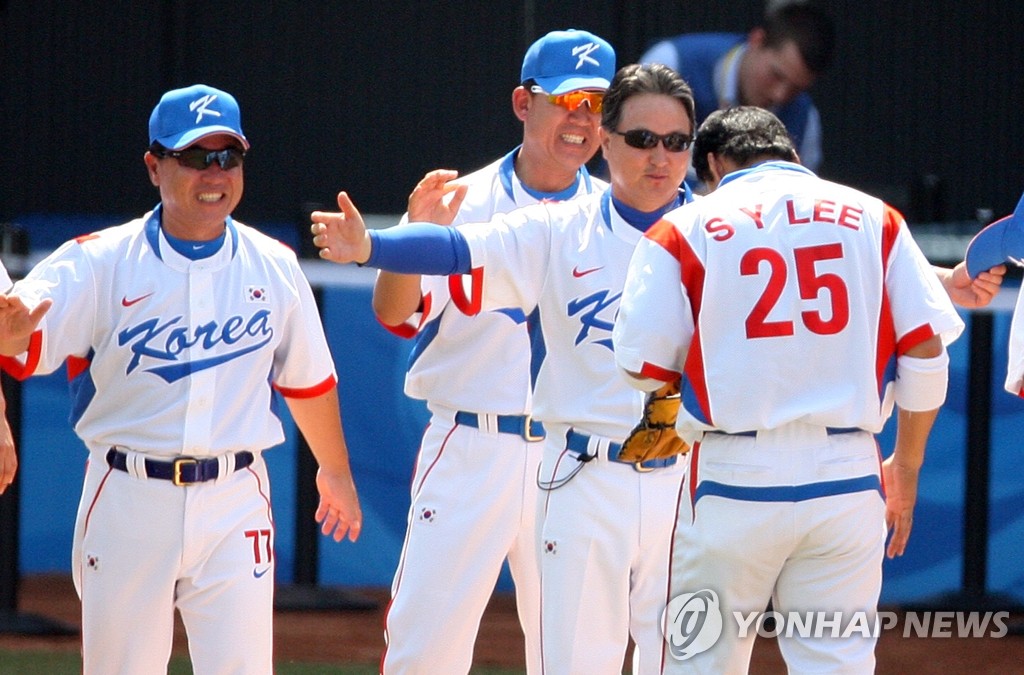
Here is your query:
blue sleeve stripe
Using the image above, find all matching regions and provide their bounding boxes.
[366,223,472,275]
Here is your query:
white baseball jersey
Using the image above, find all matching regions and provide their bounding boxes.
[451,187,691,673]
[614,161,964,437]
[380,150,603,674]
[2,206,336,674]
[4,205,336,456]
[0,260,11,291]
[1005,287,1024,395]
[457,188,651,439]
[385,147,605,413]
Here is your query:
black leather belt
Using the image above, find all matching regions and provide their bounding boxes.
[106,448,255,486]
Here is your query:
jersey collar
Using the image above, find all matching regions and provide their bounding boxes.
[498,145,595,202]
[600,184,693,233]
[145,203,239,266]
[717,160,814,189]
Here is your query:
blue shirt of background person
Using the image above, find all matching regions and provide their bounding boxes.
[641,1,835,183]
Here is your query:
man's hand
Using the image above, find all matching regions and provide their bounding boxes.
[0,412,16,495]
[938,262,1006,309]
[0,293,39,492]
[619,379,690,464]
[881,455,920,558]
[314,466,362,543]
[408,169,469,225]
[0,294,52,355]
[310,192,372,265]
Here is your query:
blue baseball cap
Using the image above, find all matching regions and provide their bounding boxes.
[965,190,1024,278]
[148,84,250,150]
[521,29,615,95]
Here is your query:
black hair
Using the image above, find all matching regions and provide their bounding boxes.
[600,63,695,134]
[692,106,798,184]
[763,1,836,74]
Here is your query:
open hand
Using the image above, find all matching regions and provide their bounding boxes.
[0,294,52,355]
[408,169,469,225]
[313,466,362,543]
[310,192,372,264]
[881,455,919,558]
[0,415,16,495]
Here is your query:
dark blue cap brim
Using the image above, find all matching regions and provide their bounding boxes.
[965,191,1024,278]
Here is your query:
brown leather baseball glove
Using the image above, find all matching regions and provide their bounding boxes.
[619,379,690,463]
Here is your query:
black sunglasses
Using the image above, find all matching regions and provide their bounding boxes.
[614,129,693,152]
[154,147,246,170]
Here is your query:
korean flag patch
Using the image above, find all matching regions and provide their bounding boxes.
[246,286,268,303]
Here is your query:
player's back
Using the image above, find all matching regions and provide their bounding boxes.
[670,164,929,433]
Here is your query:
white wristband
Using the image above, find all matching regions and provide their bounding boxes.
[894,349,950,412]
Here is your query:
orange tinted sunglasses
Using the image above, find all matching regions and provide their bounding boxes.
[530,86,604,114]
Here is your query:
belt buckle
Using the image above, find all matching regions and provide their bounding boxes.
[608,442,654,472]
[173,457,198,486]
[633,460,655,473]
[522,415,544,442]
[621,444,656,472]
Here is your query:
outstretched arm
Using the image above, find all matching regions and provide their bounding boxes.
[311,171,469,270]
[934,262,1006,309]
[313,210,472,277]
[311,192,373,265]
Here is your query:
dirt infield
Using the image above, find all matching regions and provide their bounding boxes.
[2,574,1022,673]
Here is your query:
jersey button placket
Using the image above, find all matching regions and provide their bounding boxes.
[182,267,216,454]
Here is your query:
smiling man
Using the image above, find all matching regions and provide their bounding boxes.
[0,84,361,674]
[370,29,614,675]
[313,62,696,675]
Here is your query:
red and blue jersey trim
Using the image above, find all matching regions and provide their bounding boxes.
[645,219,713,425]
[875,206,939,398]
[377,292,433,340]
[0,330,43,380]
[449,268,484,316]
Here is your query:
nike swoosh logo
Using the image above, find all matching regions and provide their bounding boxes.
[121,293,154,307]
[253,566,271,579]
[572,265,603,278]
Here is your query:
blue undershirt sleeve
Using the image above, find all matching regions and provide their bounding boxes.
[365,223,473,275]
